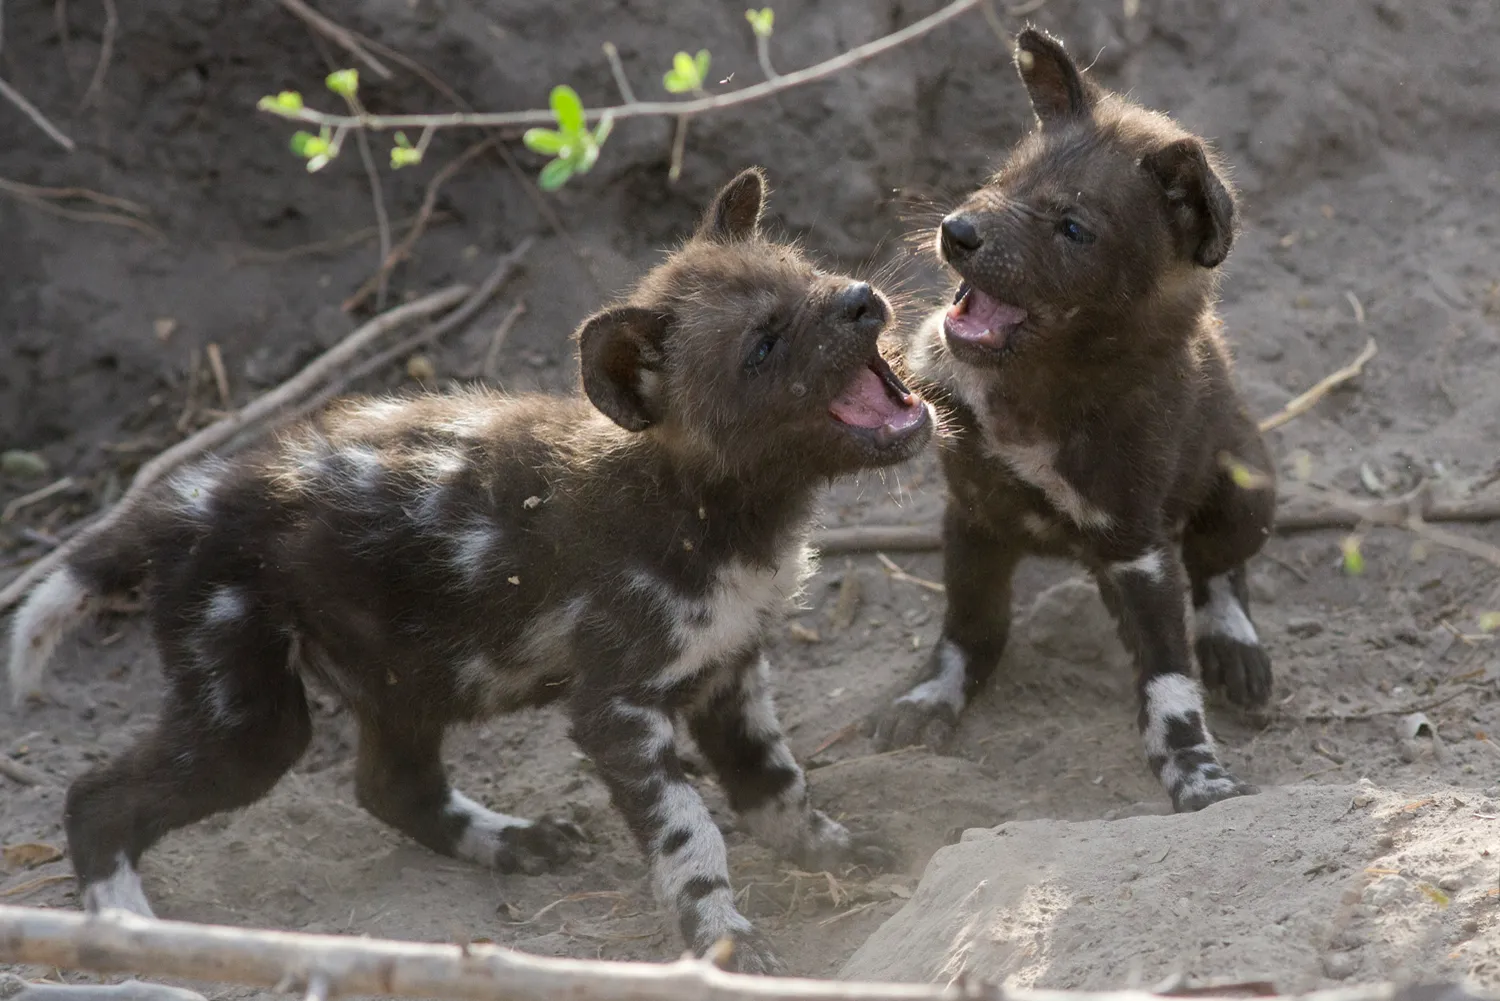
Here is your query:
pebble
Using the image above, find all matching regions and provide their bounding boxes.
[1323,953,1359,980]
[1462,918,1480,935]
[1287,617,1324,638]
[1438,875,1463,892]
[1364,874,1409,909]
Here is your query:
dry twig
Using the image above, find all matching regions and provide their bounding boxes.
[0,755,52,786]
[275,0,391,79]
[477,299,528,381]
[2,478,75,523]
[77,0,117,109]
[0,177,163,240]
[1302,685,1475,723]
[1258,338,1378,433]
[12,980,207,1001]
[0,287,470,616]
[342,139,496,313]
[0,77,76,151]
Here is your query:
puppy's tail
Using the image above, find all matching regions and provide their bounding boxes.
[7,513,154,706]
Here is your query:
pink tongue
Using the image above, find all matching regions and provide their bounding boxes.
[946,289,1028,345]
[830,366,916,429]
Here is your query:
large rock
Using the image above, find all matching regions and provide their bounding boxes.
[842,784,1499,991]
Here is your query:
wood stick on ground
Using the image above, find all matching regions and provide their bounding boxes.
[7,906,1488,1001]
[10,980,207,1001]
[1301,684,1475,724]
[77,0,117,109]
[0,178,148,217]
[1258,338,1378,433]
[275,0,392,79]
[0,755,52,787]
[479,299,528,381]
[2,478,76,524]
[342,138,497,313]
[0,178,163,240]
[0,286,470,616]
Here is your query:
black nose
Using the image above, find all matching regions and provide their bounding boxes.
[835,281,884,332]
[940,213,983,257]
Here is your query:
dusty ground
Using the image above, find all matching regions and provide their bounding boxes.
[3,0,1499,993]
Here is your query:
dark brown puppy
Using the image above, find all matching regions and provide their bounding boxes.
[7,168,934,973]
[871,29,1275,813]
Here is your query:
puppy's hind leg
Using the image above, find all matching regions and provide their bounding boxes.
[64,589,313,916]
[353,717,583,875]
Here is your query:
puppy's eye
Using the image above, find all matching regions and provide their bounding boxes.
[1059,218,1096,245]
[745,333,779,371]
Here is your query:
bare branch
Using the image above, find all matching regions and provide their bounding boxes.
[13,980,206,1001]
[1258,338,1378,433]
[77,0,116,109]
[0,287,471,615]
[259,0,982,133]
[0,905,1487,1001]
[0,76,76,151]
[275,0,392,80]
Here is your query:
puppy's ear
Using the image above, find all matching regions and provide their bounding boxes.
[695,166,767,242]
[577,307,672,431]
[1014,27,1097,127]
[1142,138,1237,268]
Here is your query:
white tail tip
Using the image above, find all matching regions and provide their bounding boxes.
[7,565,95,706]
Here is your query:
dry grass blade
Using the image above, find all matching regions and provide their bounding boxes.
[77,0,117,109]
[0,77,76,151]
[1258,338,1378,432]
[0,177,149,216]
[2,478,75,523]
[0,874,72,899]
[0,179,164,240]
[874,553,945,593]
[478,299,527,381]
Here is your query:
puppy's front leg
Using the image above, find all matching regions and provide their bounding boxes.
[687,654,891,873]
[568,693,780,974]
[1097,544,1258,813]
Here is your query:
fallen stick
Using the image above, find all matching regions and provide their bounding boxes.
[0,286,469,616]
[1257,338,1378,433]
[11,980,206,1001]
[0,755,52,787]
[4,906,1491,1001]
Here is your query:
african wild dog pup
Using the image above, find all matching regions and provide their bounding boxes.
[870,29,1276,812]
[7,168,934,973]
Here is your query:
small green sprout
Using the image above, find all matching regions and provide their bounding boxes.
[522,85,613,191]
[290,127,336,172]
[663,49,711,94]
[325,69,359,99]
[257,90,305,115]
[390,131,423,169]
[1340,535,1365,576]
[745,7,775,37]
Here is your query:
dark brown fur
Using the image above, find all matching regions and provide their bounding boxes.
[870,29,1276,813]
[7,169,933,973]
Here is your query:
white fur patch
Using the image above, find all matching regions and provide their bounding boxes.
[450,522,499,583]
[651,781,734,912]
[445,790,531,865]
[630,551,811,690]
[1111,549,1166,583]
[7,565,95,706]
[84,854,155,917]
[204,586,246,625]
[1141,673,1212,761]
[206,676,242,729]
[168,458,227,517]
[1196,575,1260,646]
[614,700,678,759]
[894,639,968,714]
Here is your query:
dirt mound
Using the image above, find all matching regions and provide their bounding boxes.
[842,784,1500,991]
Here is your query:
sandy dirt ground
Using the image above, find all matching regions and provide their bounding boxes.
[2,0,1499,994]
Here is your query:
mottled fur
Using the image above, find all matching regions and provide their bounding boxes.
[7,169,932,973]
[871,29,1276,813]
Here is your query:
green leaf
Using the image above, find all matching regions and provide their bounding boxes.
[550,85,586,134]
[394,131,413,148]
[390,146,423,169]
[538,158,575,191]
[664,49,708,94]
[325,69,359,98]
[523,128,567,156]
[258,90,305,115]
[1340,536,1365,576]
[289,131,327,158]
[694,49,711,81]
[745,7,774,37]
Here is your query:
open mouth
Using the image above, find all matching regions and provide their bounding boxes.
[828,354,929,447]
[943,281,1028,352]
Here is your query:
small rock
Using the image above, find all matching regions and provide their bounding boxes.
[1462,918,1480,935]
[1287,617,1324,638]
[1174,896,1192,917]
[1438,874,1463,892]
[1364,874,1409,909]
[1323,953,1359,980]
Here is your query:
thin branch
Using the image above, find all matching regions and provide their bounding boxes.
[342,138,496,313]
[0,176,149,216]
[1301,685,1475,723]
[0,76,76,151]
[352,120,392,309]
[1,905,1486,1001]
[478,299,528,382]
[0,287,470,616]
[77,0,116,110]
[2,477,76,523]
[275,0,392,80]
[0,178,163,240]
[601,42,637,103]
[260,0,983,133]
[1258,338,1378,433]
[285,241,532,429]
[668,115,690,184]
[234,211,451,264]
[13,981,207,1001]
[755,35,779,82]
